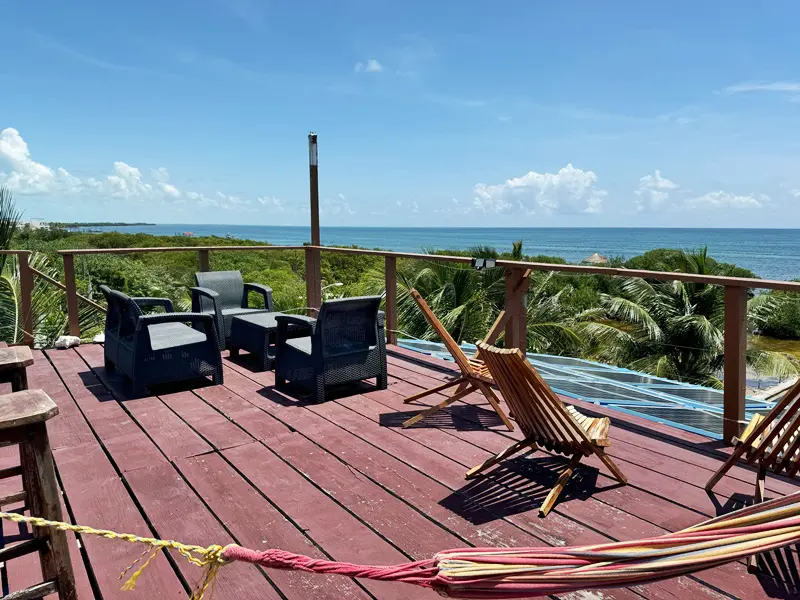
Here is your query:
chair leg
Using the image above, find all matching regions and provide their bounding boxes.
[376,373,388,390]
[539,454,582,517]
[475,381,514,432]
[705,442,749,491]
[595,449,628,484]
[402,385,475,428]
[466,437,537,479]
[104,358,115,371]
[403,378,465,404]
[229,346,240,358]
[748,466,768,573]
[314,374,325,404]
[132,381,148,398]
[275,375,286,388]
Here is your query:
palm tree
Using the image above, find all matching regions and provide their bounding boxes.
[0,186,104,346]
[579,248,797,387]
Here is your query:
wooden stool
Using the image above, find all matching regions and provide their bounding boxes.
[0,389,77,599]
[0,346,34,392]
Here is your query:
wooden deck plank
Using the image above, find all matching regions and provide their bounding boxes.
[177,451,372,600]
[217,364,690,600]
[124,464,276,600]
[25,343,797,600]
[30,349,184,599]
[223,442,438,599]
[224,355,777,600]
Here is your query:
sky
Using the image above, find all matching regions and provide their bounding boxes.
[3,1,800,228]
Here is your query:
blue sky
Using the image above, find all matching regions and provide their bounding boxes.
[3,1,800,228]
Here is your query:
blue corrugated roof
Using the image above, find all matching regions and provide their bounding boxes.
[398,339,776,439]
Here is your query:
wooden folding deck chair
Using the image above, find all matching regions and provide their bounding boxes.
[467,342,628,516]
[401,289,514,431]
[705,378,800,568]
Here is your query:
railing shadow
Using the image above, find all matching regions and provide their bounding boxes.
[439,454,607,524]
[379,404,505,431]
[710,492,800,598]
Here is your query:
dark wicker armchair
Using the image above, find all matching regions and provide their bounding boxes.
[274,296,387,403]
[100,286,223,397]
[191,270,274,349]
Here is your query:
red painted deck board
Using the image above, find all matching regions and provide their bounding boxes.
[5,344,793,600]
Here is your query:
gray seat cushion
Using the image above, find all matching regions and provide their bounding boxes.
[286,337,312,355]
[148,322,207,351]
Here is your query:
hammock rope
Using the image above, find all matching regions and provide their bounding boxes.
[4,490,799,599]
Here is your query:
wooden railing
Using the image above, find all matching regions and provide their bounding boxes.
[54,244,800,441]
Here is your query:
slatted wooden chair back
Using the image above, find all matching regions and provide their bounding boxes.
[707,377,800,493]
[400,290,512,431]
[478,343,594,455]
[409,289,481,378]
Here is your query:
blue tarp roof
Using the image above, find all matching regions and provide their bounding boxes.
[398,339,776,439]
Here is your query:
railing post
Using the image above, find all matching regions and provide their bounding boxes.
[18,251,34,347]
[723,285,747,442]
[384,256,397,345]
[504,268,527,352]
[305,247,322,315]
[62,253,81,337]
[198,249,210,272]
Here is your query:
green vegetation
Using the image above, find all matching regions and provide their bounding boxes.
[3,185,799,386]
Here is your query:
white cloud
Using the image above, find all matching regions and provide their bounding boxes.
[0,128,289,211]
[323,193,356,215]
[472,164,606,215]
[686,190,768,210]
[634,169,678,212]
[791,189,800,198]
[355,59,383,74]
[410,200,419,213]
[724,81,800,94]
[257,196,284,211]
[0,127,80,194]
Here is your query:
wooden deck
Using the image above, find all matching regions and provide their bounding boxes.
[2,344,798,599]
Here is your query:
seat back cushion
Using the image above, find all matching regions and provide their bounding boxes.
[317,296,381,358]
[195,271,245,311]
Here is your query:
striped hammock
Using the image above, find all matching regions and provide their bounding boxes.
[3,490,799,599]
[226,490,800,598]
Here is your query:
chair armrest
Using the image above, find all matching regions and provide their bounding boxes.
[191,287,220,307]
[244,282,274,311]
[275,314,316,350]
[377,310,385,327]
[132,297,174,313]
[275,314,316,335]
[136,312,215,328]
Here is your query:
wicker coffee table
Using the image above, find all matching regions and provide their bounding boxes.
[229,312,307,371]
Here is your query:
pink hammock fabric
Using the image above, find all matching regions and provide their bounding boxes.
[223,491,800,598]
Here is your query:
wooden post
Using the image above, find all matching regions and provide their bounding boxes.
[305,247,322,314]
[18,252,34,347]
[723,285,748,442]
[504,268,528,352]
[62,253,80,337]
[198,249,210,272]
[385,256,397,344]
[309,133,320,247]
[306,133,322,316]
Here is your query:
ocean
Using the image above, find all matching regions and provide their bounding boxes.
[79,225,800,282]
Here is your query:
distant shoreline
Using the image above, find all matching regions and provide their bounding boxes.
[59,222,155,228]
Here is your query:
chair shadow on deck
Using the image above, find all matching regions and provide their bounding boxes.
[257,380,380,407]
[78,367,215,403]
[439,453,618,524]
[379,404,505,431]
[712,492,800,599]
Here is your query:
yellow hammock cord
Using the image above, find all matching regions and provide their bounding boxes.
[0,511,230,599]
